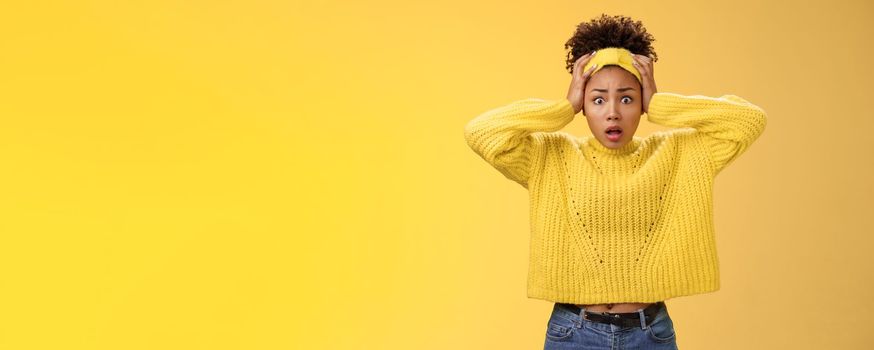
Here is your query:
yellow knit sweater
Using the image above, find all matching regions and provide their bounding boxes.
[464,92,767,304]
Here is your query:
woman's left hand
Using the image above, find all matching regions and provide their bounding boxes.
[631,54,657,114]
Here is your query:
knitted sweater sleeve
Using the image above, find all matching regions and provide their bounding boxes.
[646,92,768,175]
[464,98,576,188]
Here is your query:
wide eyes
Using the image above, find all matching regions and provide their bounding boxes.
[593,96,633,104]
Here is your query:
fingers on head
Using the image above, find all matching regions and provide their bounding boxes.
[582,64,597,80]
[577,51,595,63]
[631,56,648,72]
[574,52,597,76]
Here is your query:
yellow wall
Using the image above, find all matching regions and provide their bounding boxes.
[0,1,871,349]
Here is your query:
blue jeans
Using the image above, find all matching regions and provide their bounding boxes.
[543,301,678,350]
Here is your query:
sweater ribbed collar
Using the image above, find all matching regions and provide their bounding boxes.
[585,136,642,156]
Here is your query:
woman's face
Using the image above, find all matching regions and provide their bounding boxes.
[582,65,643,149]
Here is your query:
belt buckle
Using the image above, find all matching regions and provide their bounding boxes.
[606,312,624,326]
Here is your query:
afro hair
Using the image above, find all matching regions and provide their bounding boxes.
[564,14,658,74]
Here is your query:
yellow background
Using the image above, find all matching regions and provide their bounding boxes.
[1,1,871,349]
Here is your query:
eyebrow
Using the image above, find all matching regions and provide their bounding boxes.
[590,87,636,93]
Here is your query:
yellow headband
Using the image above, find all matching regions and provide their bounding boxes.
[581,47,642,82]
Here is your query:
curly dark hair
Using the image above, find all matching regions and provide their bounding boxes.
[564,14,658,74]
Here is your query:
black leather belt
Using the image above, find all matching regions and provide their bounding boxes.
[561,302,663,328]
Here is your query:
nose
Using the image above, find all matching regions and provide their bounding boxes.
[607,102,621,121]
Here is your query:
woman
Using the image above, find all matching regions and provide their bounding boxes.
[463,14,767,349]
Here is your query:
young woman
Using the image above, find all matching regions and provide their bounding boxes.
[463,14,767,349]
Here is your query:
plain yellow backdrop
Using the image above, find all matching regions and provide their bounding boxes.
[0,0,871,349]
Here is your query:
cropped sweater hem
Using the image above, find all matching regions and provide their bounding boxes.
[526,278,720,305]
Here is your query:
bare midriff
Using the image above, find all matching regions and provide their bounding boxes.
[576,302,655,313]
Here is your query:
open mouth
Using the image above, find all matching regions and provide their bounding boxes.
[605,126,623,141]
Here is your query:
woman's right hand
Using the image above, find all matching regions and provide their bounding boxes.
[566,51,598,115]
